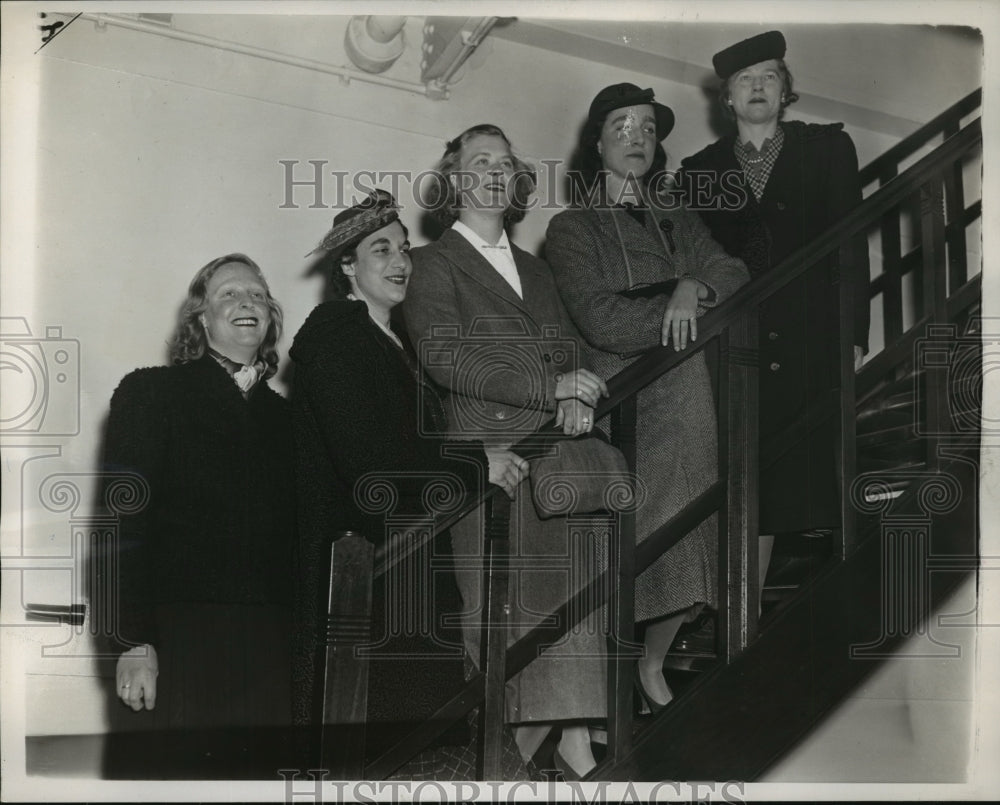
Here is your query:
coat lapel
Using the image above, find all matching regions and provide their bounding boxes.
[759,122,797,205]
[595,207,674,283]
[510,243,554,326]
[437,227,535,318]
[715,136,763,215]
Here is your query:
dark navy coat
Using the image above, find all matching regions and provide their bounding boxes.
[681,120,871,533]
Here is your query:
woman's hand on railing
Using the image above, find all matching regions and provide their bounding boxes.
[662,278,708,351]
[485,447,530,499]
[116,643,158,711]
[556,398,597,436]
[554,369,608,408]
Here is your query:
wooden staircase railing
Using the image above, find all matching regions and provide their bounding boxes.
[320,94,983,780]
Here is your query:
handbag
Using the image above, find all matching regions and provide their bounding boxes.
[527,432,636,519]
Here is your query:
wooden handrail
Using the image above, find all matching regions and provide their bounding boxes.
[372,116,981,581]
[858,89,981,186]
[337,106,983,780]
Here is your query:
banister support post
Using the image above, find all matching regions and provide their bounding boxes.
[719,310,759,660]
[607,397,640,761]
[837,240,860,558]
[478,493,511,780]
[321,531,375,778]
[920,179,950,470]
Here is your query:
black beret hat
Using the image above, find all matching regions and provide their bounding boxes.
[713,30,786,79]
[587,83,675,140]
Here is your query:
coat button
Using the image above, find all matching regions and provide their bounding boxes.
[768,331,779,340]
[770,361,781,371]
[776,202,786,210]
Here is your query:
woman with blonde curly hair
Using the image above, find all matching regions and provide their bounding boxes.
[100,253,296,778]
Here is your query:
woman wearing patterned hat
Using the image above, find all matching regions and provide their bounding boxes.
[102,254,295,777]
[290,190,530,778]
[680,31,871,603]
[546,85,749,715]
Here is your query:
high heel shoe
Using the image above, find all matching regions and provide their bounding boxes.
[552,748,587,781]
[634,665,671,715]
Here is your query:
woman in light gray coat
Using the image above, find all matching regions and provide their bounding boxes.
[405,124,610,779]
[546,84,749,712]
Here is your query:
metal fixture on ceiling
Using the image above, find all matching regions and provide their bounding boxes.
[421,17,499,99]
[344,16,406,74]
[57,12,501,101]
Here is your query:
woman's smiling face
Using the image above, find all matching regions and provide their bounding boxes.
[342,220,411,315]
[200,261,271,363]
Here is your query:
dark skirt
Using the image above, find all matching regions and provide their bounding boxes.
[103,602,294,779]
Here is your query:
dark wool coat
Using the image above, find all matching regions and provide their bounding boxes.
[404,228,607,723]
[289,300,478,751]
[681,120,871,533]
[101,356,295,740]
[545,204,750,620]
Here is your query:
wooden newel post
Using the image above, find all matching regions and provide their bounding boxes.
[478,492,512,780]
[837,238,859,558]
[607,397,639,761]
[321,530,374,778]
[920,179,950,470]
[719,309,759,661]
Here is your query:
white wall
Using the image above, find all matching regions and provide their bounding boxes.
[0,8,984,753]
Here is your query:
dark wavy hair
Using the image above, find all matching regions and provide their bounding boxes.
[169,253,283,378]
[424,124,537,227]
[570,109,669,208]
[321,220,410,301]
[718,59,799,122]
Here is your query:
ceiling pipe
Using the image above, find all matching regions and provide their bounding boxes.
[64,12,441,98]
[344,15,407,74]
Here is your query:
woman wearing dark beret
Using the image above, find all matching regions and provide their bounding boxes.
[680,31,871,601]
[102,254,295,777]
[545,84,749,717]
[290,190,529,779]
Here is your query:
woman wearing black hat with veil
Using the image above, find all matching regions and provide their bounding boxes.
[680,31,870,610]
[546,84,749,715]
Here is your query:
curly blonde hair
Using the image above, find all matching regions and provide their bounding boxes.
[168,253,283,379]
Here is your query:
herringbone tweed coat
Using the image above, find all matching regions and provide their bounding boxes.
[545,204,749,621]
